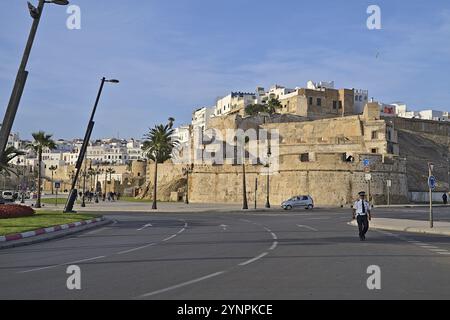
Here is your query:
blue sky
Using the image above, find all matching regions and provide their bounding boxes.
[1,0,449,140]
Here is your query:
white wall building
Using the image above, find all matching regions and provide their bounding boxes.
[353,89,369,114]
[192,107,214,132]
[214,92,257,116]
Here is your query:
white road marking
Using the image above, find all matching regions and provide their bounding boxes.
[220,224,228,231]
[297,224,319,232]
[437,252,450,255]
[117,243,157,255]
[163,235,177,242]
[269,242,278,251]
[19,256,105,274]
[239,252,269,266]
[117,221,188,255]
[138,271,226,298]
[137,223,152,231]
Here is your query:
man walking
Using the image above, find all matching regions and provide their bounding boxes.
[353,191,372,241]
[443,193,448,205]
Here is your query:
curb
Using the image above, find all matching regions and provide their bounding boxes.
[0,217,105,242]
[348,220,450,237]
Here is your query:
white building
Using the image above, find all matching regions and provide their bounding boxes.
[353,89,369,114]
[214,92,257,116]
[393,102,449,121]
[306,80,335,90]
[173,125,190,146]
[192,107,214,132]
[126,139,144,161]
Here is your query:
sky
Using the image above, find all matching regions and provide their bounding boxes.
[0,0,449,140]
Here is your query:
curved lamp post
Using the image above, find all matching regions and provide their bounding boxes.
[64,78,119,213]
[0,0,69,164]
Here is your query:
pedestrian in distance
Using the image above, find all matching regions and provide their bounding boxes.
[352,191,372,241]
[443,193,448,205]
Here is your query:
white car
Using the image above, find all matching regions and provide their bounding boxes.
[281,195,314,210]
[2,191,15,202]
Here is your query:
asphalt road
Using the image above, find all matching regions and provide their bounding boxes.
[0,206,449,299]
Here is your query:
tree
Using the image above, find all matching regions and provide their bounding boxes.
[0,147,25,198]
[245,104,266,116]
[244,98,282,116]
[168,117,175,129]
[49,165,58,195]
[0,146,25,177]
[26,131,56,208]
[267,97,282,114]
[142,124,178,209]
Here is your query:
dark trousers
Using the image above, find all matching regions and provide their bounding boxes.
[357,215,369,238]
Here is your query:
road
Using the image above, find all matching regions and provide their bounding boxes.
[0,206,449,299]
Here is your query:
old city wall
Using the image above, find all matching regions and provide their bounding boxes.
[188,153,407,206]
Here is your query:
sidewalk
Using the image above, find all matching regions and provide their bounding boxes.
[349,218,450,236]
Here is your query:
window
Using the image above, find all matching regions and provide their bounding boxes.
[371,131,378,140]
[333,101,338,109]
[309,97,313,105]
[300,153,309,162]
[317,98,322,106]
[371,148,377,154]
[338,101,343,109]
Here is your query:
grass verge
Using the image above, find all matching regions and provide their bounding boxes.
[0,210,99,236]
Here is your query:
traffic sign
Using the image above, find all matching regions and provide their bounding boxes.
[365,173,372,181]
[54,181,61,189]
[387,180,392,187]
[363,159,370,167]
[428,176,436,190]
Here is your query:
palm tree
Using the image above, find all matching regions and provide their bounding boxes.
[168,117,175,129]
[0,147,25,197]
[26,131,56,208]
[142,124,178,209]
[0,146,25,177]
[49,165,58,195]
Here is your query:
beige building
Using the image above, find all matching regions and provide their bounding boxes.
[140,103,412,206]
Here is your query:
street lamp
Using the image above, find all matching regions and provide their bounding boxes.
[64,77,119,213]
[0,0,69,164]
[428,162,434,228]
[182,164,194,204]
[265,148,272,208]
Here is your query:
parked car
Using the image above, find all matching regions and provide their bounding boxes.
[1,191,15,202]
[281,195,314,210]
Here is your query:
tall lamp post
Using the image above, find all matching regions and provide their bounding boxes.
[81,156,87,207]
[428,162,435,228]
[183,164,194,204]
[0,0,69,162]
[64,78,119,213]
[265,148,272,208]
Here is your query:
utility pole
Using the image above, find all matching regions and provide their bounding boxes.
[254,177,258,209]
[428,162,435,228]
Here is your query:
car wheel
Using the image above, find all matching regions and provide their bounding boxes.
[307,204,313,210]
[286,205,292,210]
